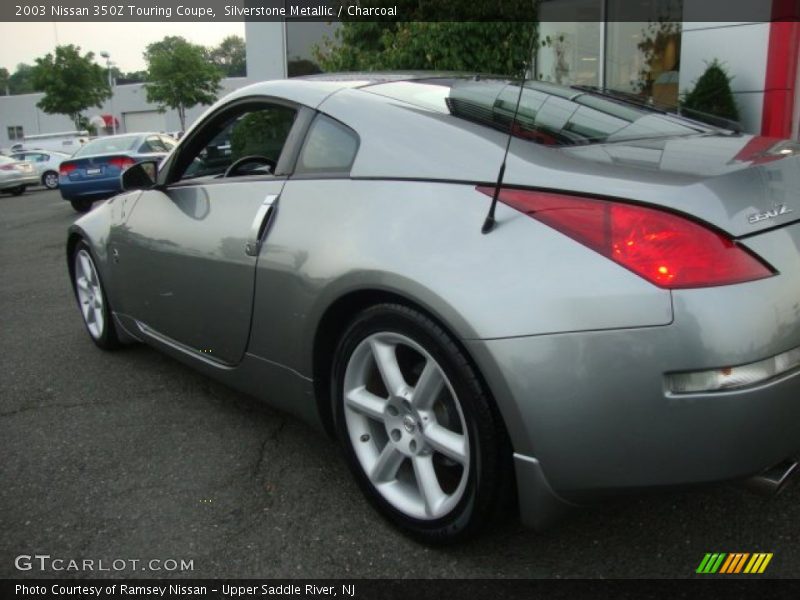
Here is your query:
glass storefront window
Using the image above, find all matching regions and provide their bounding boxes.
[536,1,683,107]
[286,21,339,77]
[537,0,603,86]
[536,20,603,86]
[606,1,682,106]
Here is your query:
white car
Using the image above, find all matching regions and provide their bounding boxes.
[0,155,38,195]
[10,150,72,189]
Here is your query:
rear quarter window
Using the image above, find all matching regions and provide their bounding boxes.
[295,115,359,175]
[367,78,708,146]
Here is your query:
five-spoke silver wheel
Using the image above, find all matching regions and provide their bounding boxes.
[74,249,105,340]
[343,332,470,520]
[43,171,59,189]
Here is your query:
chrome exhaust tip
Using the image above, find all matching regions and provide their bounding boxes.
[740,459,799,496]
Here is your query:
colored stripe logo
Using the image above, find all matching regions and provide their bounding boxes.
[696,553,773,574]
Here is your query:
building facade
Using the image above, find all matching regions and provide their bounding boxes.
[537,1,800,138]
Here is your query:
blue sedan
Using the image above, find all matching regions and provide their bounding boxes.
[59,133,176,212]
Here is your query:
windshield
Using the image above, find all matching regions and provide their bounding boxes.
[365,78,714,146]
[73,136,140,157]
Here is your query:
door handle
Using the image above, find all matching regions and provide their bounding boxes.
[245,194,279,256]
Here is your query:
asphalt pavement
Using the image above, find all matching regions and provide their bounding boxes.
[1,188,798,579]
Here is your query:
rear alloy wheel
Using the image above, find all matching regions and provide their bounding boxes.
[70,199,93,213]
[72,242,119,350]
[42,171,59,189]
[333,304,512,543]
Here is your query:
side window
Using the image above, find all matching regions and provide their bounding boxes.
[179,104,296,181]
[7,126,23,140]
[141,136,167,153]
[295,115,359,175]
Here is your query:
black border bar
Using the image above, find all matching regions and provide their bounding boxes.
[2,0,799,23]
[2,578,798,600]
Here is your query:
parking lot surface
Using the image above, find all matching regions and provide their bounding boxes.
[1,188,799,578]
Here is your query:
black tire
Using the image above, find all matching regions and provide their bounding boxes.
[42,171,59,189]
[70,240,120,350]
[10,186,25,196]
[332,303,513,544]
[70,199,93,213]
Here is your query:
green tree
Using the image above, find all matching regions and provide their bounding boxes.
[230,108,295,162]
[144,36,223,131]
[209,35,246,78]
[8,63,39,95]
[314,2,538,76]
[112,68,147,84]
[31,45,111,130]
[682,59,740,123]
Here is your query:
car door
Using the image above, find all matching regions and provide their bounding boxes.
[15,152,42,175]
[112,99,307,365]
[31,153,48,175]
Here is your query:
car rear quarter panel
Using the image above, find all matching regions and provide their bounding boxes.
[248,177,673,388]
[468,222,800,492]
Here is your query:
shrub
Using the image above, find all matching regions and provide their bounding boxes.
[682,59,740,122]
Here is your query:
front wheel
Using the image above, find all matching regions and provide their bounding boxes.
[71,241,120,350]
[43,171,59,189]
[70,199,93,213]
[332,304,512,543]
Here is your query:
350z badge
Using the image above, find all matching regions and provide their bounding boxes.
[748,204,793,224]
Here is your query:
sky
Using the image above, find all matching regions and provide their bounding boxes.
[0,22,245,73]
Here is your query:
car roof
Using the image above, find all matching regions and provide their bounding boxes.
[220,72,489,110]
[299,71,472,84]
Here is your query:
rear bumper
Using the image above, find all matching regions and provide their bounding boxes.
[466,221,800,522]
[59,176,121,201]
[471,327,800,498]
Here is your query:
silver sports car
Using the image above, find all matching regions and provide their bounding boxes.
[67,74,800,543]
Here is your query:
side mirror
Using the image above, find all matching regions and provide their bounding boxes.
[121,160,158,191]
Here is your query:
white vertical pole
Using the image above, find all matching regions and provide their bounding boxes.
[598,2,607,87]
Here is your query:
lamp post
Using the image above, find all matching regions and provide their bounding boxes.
[100,51,116,135]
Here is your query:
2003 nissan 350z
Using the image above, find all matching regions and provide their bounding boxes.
[67,74,800,543]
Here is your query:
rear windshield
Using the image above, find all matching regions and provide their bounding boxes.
[365,78,712,146]
[73,136,140,157]
[0,155,13,164]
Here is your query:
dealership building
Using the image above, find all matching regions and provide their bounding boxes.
[1,6,798,148]
[536,1,800,139]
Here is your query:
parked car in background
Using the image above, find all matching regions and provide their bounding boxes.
[59,133,176,212]
[10,150,71,190]
[0,155,39,195]
[21,131,89,155]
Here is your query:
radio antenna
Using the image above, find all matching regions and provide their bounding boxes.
[482,29,537,234]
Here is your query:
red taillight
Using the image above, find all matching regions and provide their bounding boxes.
[478,186,775,289]
[0,164,16,171]
[108,157,135,170]
[59,163,77,176]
